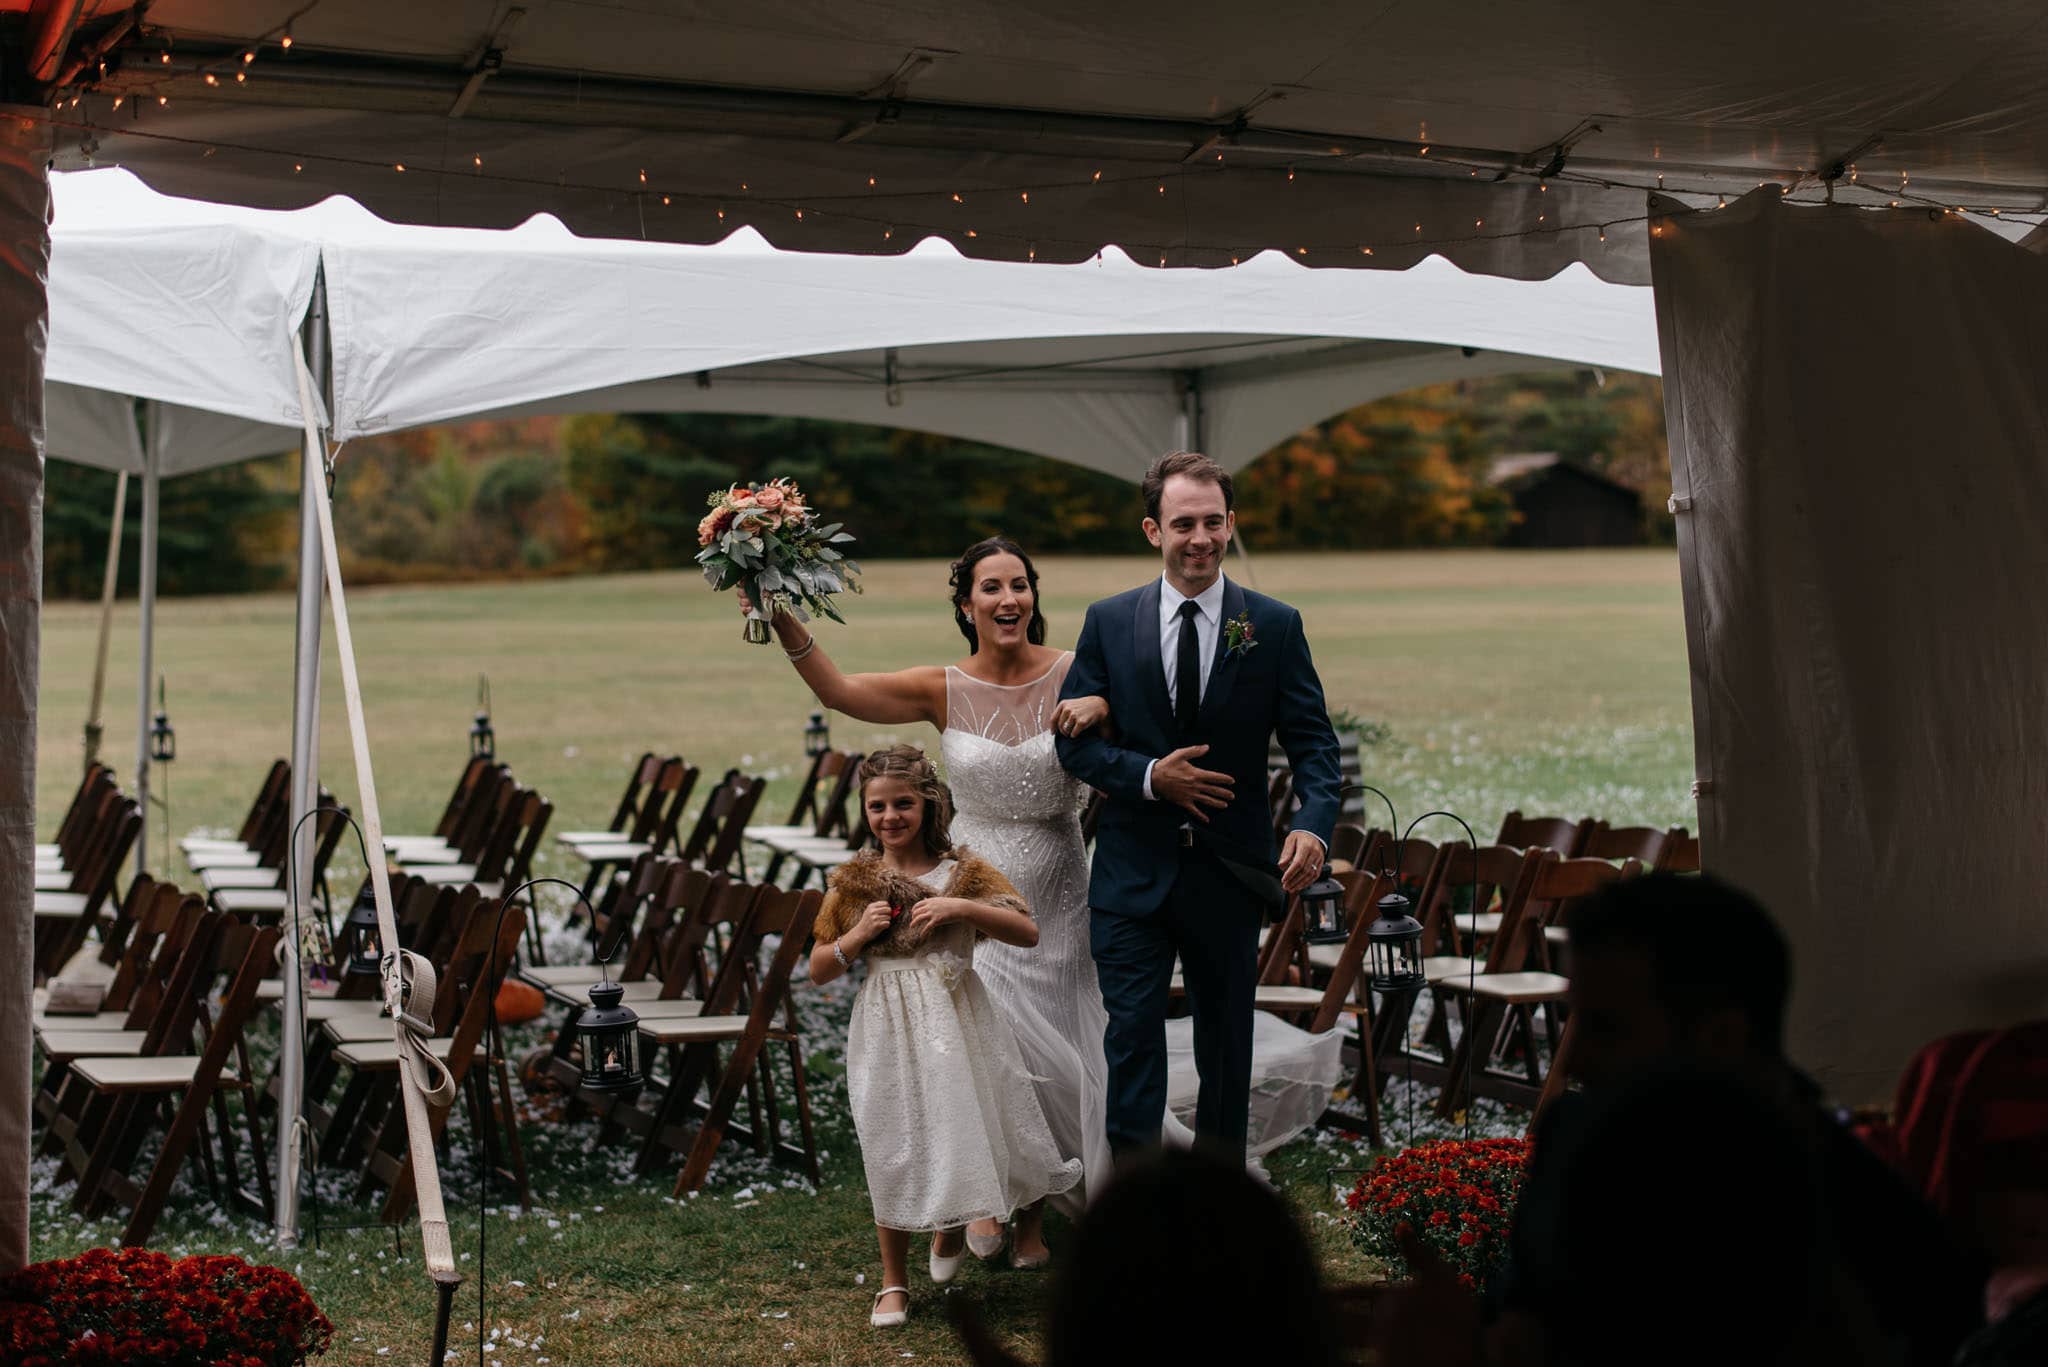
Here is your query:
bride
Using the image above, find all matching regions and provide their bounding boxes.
[743,536,1112,1269]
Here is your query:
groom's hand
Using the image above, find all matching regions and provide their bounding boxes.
[1152,745,1233,822]
[1278,829,1324,894]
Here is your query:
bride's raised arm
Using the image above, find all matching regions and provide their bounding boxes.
[741,589,946,728]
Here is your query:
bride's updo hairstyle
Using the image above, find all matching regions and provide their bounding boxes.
[858,744,955,859]
[949,536,1048,652]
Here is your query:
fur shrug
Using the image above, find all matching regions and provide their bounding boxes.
[815,847,1028,955]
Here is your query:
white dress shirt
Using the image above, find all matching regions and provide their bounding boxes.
[1142,574,1226,800]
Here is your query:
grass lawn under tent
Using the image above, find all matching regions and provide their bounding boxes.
[29,549,1691,1364]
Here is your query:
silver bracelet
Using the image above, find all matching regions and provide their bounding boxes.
[785,634,818,663]
[832,939,851,970]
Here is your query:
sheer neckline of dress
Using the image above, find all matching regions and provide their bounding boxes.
[947,652,1071,690]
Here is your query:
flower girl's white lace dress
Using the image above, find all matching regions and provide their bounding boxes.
[836,853,1082,1231]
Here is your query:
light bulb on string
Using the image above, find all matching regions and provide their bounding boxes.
[1092,170,1102,182]
[157,95,167,106]
[1157,184,1165,194]
[1474,218,1482,228]
[1360,246,1374,256]
[394,163,405,172]
[473,154,482,167]
[1287,166,1295,181]
[867,176,875,187]
[1028,243,1035,260]
[794,208,803,220]
[203,72,218,85]
[966,228,977,237]
[1597,224,1607,242]
[235,70,245,82]
[1718,194,1726,208]
[1020,191,1028,203]
[293,162,302,172]
[159,52,169,64]
[281,31,293,48]
[242,50,256,64]
[661,195,670,206]
[638,169,646,184]
[951,192,963,203]
[111,96,122,108]
[1419,145,1429,156]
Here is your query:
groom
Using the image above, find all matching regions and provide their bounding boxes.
[1056,450,1341,1163]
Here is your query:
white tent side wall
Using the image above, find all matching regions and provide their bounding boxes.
[1650,192,2048,1102]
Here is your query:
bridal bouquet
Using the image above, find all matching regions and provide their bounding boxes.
[696,478,861,643]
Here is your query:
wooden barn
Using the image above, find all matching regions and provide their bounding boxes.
[1488,453,1646,548]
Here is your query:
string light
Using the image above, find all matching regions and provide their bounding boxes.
[951,192,963,203]
[884,225,892,238]
[111,96,122,108]
[281,31,293,48]
[1597,225,1606,241]
[867,176,876,187]
[293,162,302,172]
[1537,213,1545,222]
[1717,194,1726,208]
[1028,243,1035,260]
[662,195,670,205]
[1474,218,1482,227]
[204,73,218,85]
[1091,170,1101,182]
[794,208,803,219]
[160,52,170,64]
[966,228,977,237]
[638,169,646,184]
[1419,145,1429,156]
[235,71,246,82]
[157,95,168,106]
[1020,191,1028,203]
[1414,223,1421,233]
[1287,166,1295,181]
[1540,183,1547,193]
[242,50,256,64]
[394,163,405,172]
[473,154,481,167]
[1360,246,1374,256]
[1157,183,1165,194]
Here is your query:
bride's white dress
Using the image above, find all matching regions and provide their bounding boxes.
[944,659,1114,1212]
[941,656,1344,1187]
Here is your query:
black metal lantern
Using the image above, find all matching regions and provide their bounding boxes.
[1367,889,1428,994]
[1300,864,1349,945]
[343,884,383,977]
[578,977,643,1097]
[469,674,495,760]
[149,677,176,764]
[803,710,831,759]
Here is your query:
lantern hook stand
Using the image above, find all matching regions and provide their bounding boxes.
[468,876,616,1367]
[1400,810,1482,1145]
[282,803,409,1260]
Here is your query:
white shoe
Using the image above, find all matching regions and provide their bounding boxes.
[870,1286,910,1328]
[966,1225,1006,1261]
[930,1231,965,1284]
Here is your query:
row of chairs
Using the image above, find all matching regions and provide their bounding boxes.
[31,763,143,980]
[30,873,280,1247]
[1301,810,1701,1136]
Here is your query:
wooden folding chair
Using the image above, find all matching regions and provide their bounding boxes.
[32,764,117,879]
[405,787,553,897]
[180,759,289,859]
[1661,831,1701,873]
[632,885,824,1193]
[207,798,351,924]
[354,899,529,1222]
[564,757,699,900]
[751,750,861,882]
[34,762,113,864]
[1435,853,1638,1122]
[672,770,767,879]
[61,922,279,1246]
[1495,810,1593,856]
[1327,821,1370,870]
[33,797,141,980]
[768,760,873,886]
[551,752,661,847]
[384,760,514,864]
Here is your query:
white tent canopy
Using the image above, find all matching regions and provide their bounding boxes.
[47,169,1658,480]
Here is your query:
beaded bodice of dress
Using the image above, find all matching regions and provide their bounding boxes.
[941,655,1088,826]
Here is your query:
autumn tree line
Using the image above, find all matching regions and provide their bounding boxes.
[40,372,1667,598]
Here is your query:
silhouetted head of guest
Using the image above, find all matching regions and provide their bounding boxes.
[1043,1147,1339,1367]
[1544,1060,1834,1367]
[1566,871,1791,1091]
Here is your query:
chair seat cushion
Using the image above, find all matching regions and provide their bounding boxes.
[304,997,388,1023]
[409,865,481,885]
[200,867,285,892]
[552,830,627,845]
[331,1037,481,1070]
[38,1029,148,1059]
[1454,912,1504,938]
[744,825,813,844]
[1252,985,1326,1012]
[180,837,252,855]
[71,1056,237,1091]
[1424,956,1482,984]
[637,1013,752,1044]
[33,892,92,919]
[210,888,289,914]
[521,964,611,988]
[567,841,650,862]
[184,849,264,872]
[32,868,74,891]
[322,1016,401,1043]
[625,997,703,1019]
[32,842,60,857]
[1468,971,1570,1003]
[32,1009,130,1032]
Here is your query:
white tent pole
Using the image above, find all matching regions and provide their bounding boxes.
[1182,368,1259,586]
[275,270,329,1249]
[131,409,158,877]
[81,466,126,773]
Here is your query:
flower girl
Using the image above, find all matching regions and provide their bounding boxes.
[809,745,1081,1328]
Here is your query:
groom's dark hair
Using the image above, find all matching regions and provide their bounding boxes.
[1143,449,1234,523]
[949,537,1048,651]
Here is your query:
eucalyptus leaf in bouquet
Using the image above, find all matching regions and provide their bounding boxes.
[697,479,863,642]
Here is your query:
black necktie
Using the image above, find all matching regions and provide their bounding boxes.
[1176,599,1202,735]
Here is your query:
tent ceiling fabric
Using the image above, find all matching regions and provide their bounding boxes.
[45,169,1659,478]
[48,2,2048,286]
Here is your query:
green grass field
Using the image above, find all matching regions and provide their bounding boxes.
[29,549,1693,1364]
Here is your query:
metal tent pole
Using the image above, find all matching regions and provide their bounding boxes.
[81,467,126,774]
[276,268,331,1249]
[131,409,158,876]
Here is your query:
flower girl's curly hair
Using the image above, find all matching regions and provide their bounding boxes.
[857,744,955,859]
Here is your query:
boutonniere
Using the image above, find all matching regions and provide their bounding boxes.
[1223,612,1258,658]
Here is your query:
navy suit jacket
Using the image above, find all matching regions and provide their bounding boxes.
[1055,576,1342,917]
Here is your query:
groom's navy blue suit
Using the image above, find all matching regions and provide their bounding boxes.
[1056,575,1341,1161]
